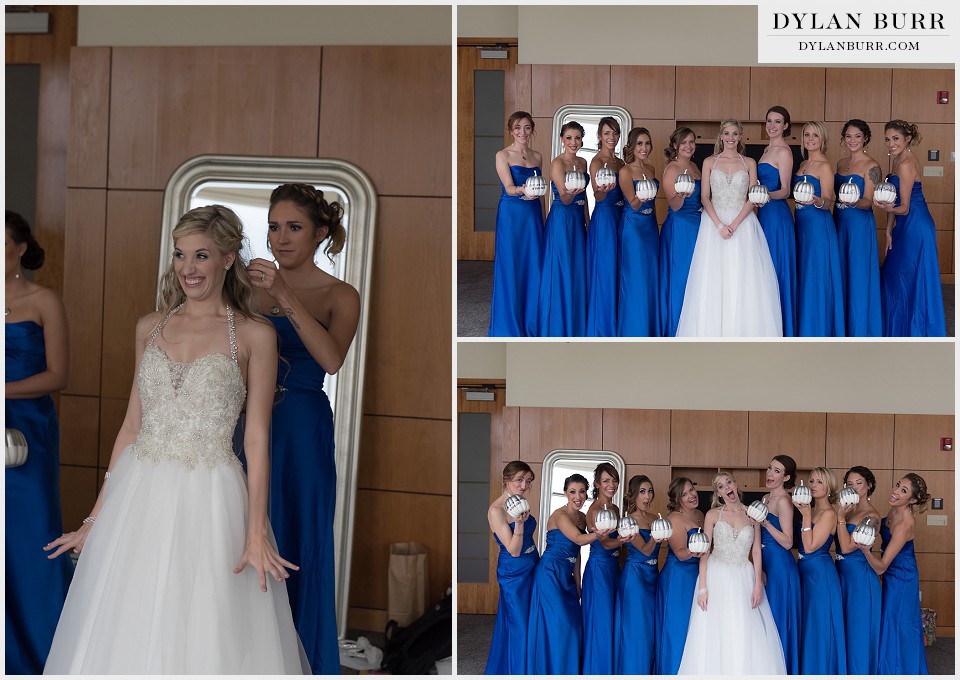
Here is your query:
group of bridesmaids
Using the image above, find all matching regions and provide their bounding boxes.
[488,108,946,337]
[485,458,931,675]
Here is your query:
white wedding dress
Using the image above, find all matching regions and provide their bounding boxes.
[676,156,783,336]
[677,511,786,675]
[45,307,308,674]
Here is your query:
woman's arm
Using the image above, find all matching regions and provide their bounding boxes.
[760,494,795,550]
[556,510,602,546]
[695,510,717,611]
[551,156,578,206]
[834,502,857,554]
[727,159,761,233]
[666,512,700,561]
[619,165,644,211]
[495,149,526,199]
[699,157,723,230]
[881,158,917,216]
[750,524,764,608]
[797,504,836,553]
[5,288,70,399]
[590,156,611,203]
[769,146,793,200]
[853,162,881,209]
[489,504,528,558]
[860,516,912,575]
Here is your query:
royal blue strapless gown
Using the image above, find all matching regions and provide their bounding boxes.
[489,165,544,336]
[795,175,845,336]
[526,528,583,674]
[836,523,881,674]
[586,180,625,336]
[617,181,660,336]
[654,528,700,675]
[760,513,800,674]
[797,529,846,674]
[834,174,882,336]
[267,315,338,674]
[880,176,946,336]
[485,517,539,675]
[538,182,588,336]
[757,163,797,336]
[5,321,74,674]
[659,181,702,337]
[581,537,620,674]
[878,520,928,674]
[614,533,659,674]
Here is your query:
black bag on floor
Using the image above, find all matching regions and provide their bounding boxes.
[382,589,451,674]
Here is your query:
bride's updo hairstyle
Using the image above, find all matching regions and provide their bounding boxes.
[664,127,695,162]
[667,477,696,513]
[269,183,346,263]
[157,204,260,322]
[5,210,45,270]
[710,471,742,508]
[809,466,840,506]
[592,462,620,500]
[714,119,746,155]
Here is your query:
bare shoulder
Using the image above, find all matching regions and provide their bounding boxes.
[32,284,66,317]
[234,311,276,349]
[744,155,758,169]
[136,311,164,340]
[530,149,544,164]
[327,278,360,310]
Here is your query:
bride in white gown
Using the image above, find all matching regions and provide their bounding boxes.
[677,119,783,336]
[678,471,786,675]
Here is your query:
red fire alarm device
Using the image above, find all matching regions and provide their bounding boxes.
[937,91,949,104]
[941,437,952,451]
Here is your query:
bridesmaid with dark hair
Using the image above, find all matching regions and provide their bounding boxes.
[835,119,883,336]
[617,127,660,336]
[834,465,882,675]
[585,116,625,336]
[489,111,545,337]
[860,473,930,674]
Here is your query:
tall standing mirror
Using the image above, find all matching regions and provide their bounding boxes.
[160,154,377,637]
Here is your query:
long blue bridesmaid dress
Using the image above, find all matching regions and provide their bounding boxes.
[538,181,588,336]
[795,175,845,336]
[877,519,928,674]
[5,321,73,674]
[654,528,700,675]
[585,180,625,336]
[485,517,539,674]
[834,173,882,336]
[797,529,847,674]
[836,523,881,674]
[526,528,583,674]
[581,537,620,674]
[880,176,946,336]
[757,163,797,336]
[659,181,702,337]
[759,513,800,674]
[489,165,544,337]
[617,180,660,336]
[614,532,659,674]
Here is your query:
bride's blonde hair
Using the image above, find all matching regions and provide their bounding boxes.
[714,118,745,155]
[711,470,743,508]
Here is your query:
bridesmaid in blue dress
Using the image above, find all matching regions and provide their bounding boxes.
[757,106,798,335]
[834,119,883,336]
[659,127,702,337]
[876,120,946,336]
[538,121,589,336]
[834,466,882,675]
[485,462,539,674]
[585,117,625,336]
[794,466,847,674]
[758,455,800,674]
[859,473,930,674]
[4,212,73,674]
[654,477,704,675]
[617,127,660,336]
[614,475,661,674]
[795,121,844,336]
[526,474,606,674]
[489,111,545,337]
[245,185,361,674]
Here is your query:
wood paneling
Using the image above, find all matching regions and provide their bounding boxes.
[917,552,955,582]
[518,407,603,462]
[894,414,954,471]
[910,123,955,204]
[749,67,825,124]
[59,465,98,531]
[530,64,611,118]
[610,66,675,120]
[502,406,521,461]
[891,68,955,124]
[748,411,826,469]
[675,66,750,121]
[360,415,451,495]
[601,409,671,466]
[58,395,99,467]
[98,397,129,468]
[895,469,953,554]
[670,410,748,468]
[824,68,892,123]
[919,581,954,627]
[67,47,110,187]
[825,413,895,471]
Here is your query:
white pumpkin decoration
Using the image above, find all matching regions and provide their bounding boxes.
[618,515,640,539]
[594,504,618,534]
[564,168,587,193]
[873,179,897,204]
[838,179,861,204]
[852,516,878,547]
[748,181,770,206]
[5,428,28,468]
[674,169,695,195]
[792,480,812,506]
[793,176,815,203]
[688,527,710,554]
[523,170,548,197]
[651,513,673,541]
[595,163,617,191]
[747,499,769,523]
[504,494,530,518]
[635,174,658,202]
[838,485,860,508]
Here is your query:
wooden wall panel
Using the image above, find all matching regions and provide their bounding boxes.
[601,409,671,466]
[670,410,748,468]
[58,395,99,467]
[824,68,892,123]
[749,67,825,124]
[320,46,450,199]
[610,66,676,120]
[67,46,110,187]
[98,398,128,468]
[747,411,826,469]
[675,66,750,121]
[825,413,895,471]
[910,123,955,204]
[502,406,521,461]
[530,65,611,118]
[518,407,603,462]
[891,68,955,124]
[359,415,451,495]
[917,552,954,582]
[920,581,954,628]
[894,414,954,471]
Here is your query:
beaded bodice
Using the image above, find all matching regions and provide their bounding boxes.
[711,518,754,565]
[710,156,750,212]
[131,306,246,470]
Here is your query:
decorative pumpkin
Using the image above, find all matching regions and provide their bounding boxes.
[523,170,548,197]
[838,179,861,204]
[873,179,897,204]
[618,515,640,539]
[5,428,28,468]
[748,181,770,206]
[792,480,812,506]
[838,485,860,508]
[688,527,710,554]
[595,164,617,191]
[793,176,815,203]
[852,516,878,547]
[594,505,618,533]
[504,494,530,518]
[674,169,695,195]
[747,499,769,523]
[651,513,673,540]
[564,168,587,193]
[635,174,658,202]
